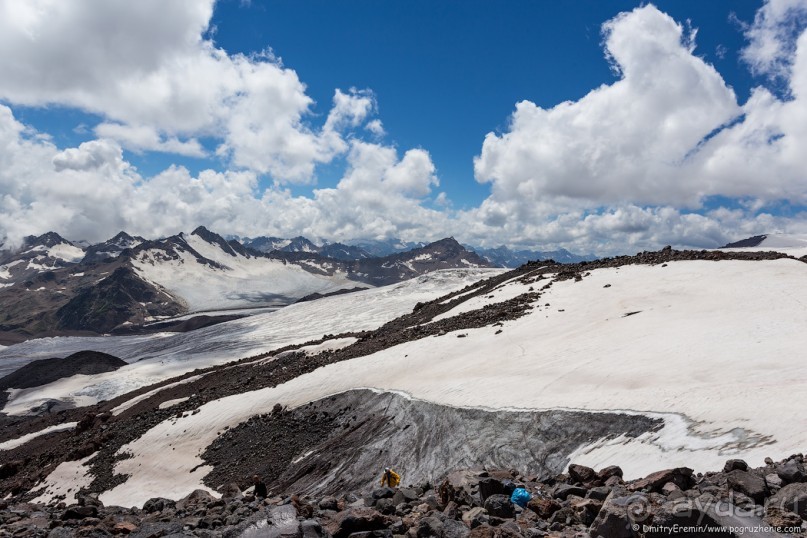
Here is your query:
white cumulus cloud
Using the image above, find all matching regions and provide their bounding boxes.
[466,2,807,254]
[0,0,377,183]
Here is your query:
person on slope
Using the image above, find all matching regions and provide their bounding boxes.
[253,474,268,499]
[380,467,401,488]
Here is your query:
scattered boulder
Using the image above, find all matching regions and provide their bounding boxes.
[587,486,612,501]
[61,505,98,520]
[373,487,396,499]
[461,507,488,528]
[482,494,514,519]
[527,498,560,519]
[319,496,339,511]
[142,497,175,514]
[567,464,598,486]
[767,482,807,519]
[726,470,768,504]
[629,468,694,493]
[723,459,749,473]
[552,484,586,500]
[176,489,218,511]
[417,516,444,538]
[598,465,624,481]
[589,487,648,538]
[477,478,506,503]
[569,497,601,526]
[326,508,391,538]
[220,482,243,502]
[267,504,302,537]
[301,519,328,538]
[777,459,806,484]
[442,519,470,538]
[393,488,420,506]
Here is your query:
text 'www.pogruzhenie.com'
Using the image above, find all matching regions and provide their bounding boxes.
[634,523,804,535]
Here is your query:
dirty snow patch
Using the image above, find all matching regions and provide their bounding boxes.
[0,422,78,451]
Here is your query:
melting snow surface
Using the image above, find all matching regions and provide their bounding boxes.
[32,453,96,505]
[98,259,807,505]
[0,422,78,451]
[158,396,190,410]
[111,375,205,416]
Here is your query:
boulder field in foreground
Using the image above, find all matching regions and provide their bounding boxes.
[2,457,807,537]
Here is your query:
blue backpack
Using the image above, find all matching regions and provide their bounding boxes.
[510,487,532,508]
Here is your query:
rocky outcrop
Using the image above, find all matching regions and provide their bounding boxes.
[0,350,126,391]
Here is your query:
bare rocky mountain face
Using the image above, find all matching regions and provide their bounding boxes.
[0,228,494,342]
[266,237,492,287]
[0,232,85,287]
[0,247,806,537]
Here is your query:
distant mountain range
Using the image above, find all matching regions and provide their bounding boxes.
[0,228,496,340]
[235,235,593,265]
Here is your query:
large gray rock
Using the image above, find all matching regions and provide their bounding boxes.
[142,497,176,514]
[768,482,807,519]
[393,488,420,506]
[483,494,514,519]
[777,460,806,485]
[629,468,693,493]
[477,478,506,503]
[442,519,470,538]
[701,499,785,538]
[553,484,587,500]
[588,487,647,538]
[727,470,768,504]
[301,519,328,538]
[221,482,243,502]
[568,464,599,486]
[325,508,391,538]
[417,516,444,538]
[176,489,218,511]
[239,504,303,538]
[723,459,749,473]
[461,507,487,528]
[372,487,396,500]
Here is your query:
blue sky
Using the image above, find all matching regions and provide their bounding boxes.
[1,0,807,254]
[209,0,763,208]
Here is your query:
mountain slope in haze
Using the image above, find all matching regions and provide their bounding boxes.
[242,235,373,260]
[470,244,595,266]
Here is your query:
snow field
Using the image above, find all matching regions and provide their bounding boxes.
[111,375,205,416]
[31,453,97,505]
[100,259,807,505]
[132,233,356,312]
[0,422,78,451]
[2,269,499,415]
[721,233,807,258]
